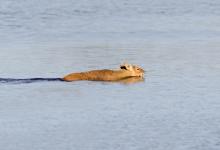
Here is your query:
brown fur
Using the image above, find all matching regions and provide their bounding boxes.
[62,64,144,82]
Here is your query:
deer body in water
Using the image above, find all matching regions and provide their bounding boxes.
[62,64,144,82]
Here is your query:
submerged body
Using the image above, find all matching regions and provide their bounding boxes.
[63,64,144,82]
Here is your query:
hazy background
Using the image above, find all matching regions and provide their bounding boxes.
[0,0,220,150]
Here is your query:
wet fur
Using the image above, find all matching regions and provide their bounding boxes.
[63,70,132,81]
[62,64,144,82]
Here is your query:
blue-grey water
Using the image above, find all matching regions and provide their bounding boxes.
[1,0,220,150]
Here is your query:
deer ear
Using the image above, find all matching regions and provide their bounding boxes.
[120,65,127,70]
[120,63,132,70]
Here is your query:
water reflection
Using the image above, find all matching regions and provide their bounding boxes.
[117,76,144,84]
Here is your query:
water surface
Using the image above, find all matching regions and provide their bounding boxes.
[0,0,220,150]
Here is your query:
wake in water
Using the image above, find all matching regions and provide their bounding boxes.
[0,77,144,84]
[0,78,64,84]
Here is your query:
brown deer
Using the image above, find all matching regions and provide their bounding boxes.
[62,63,144,82]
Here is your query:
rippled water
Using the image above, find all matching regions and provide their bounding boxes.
[0,0,220,150]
